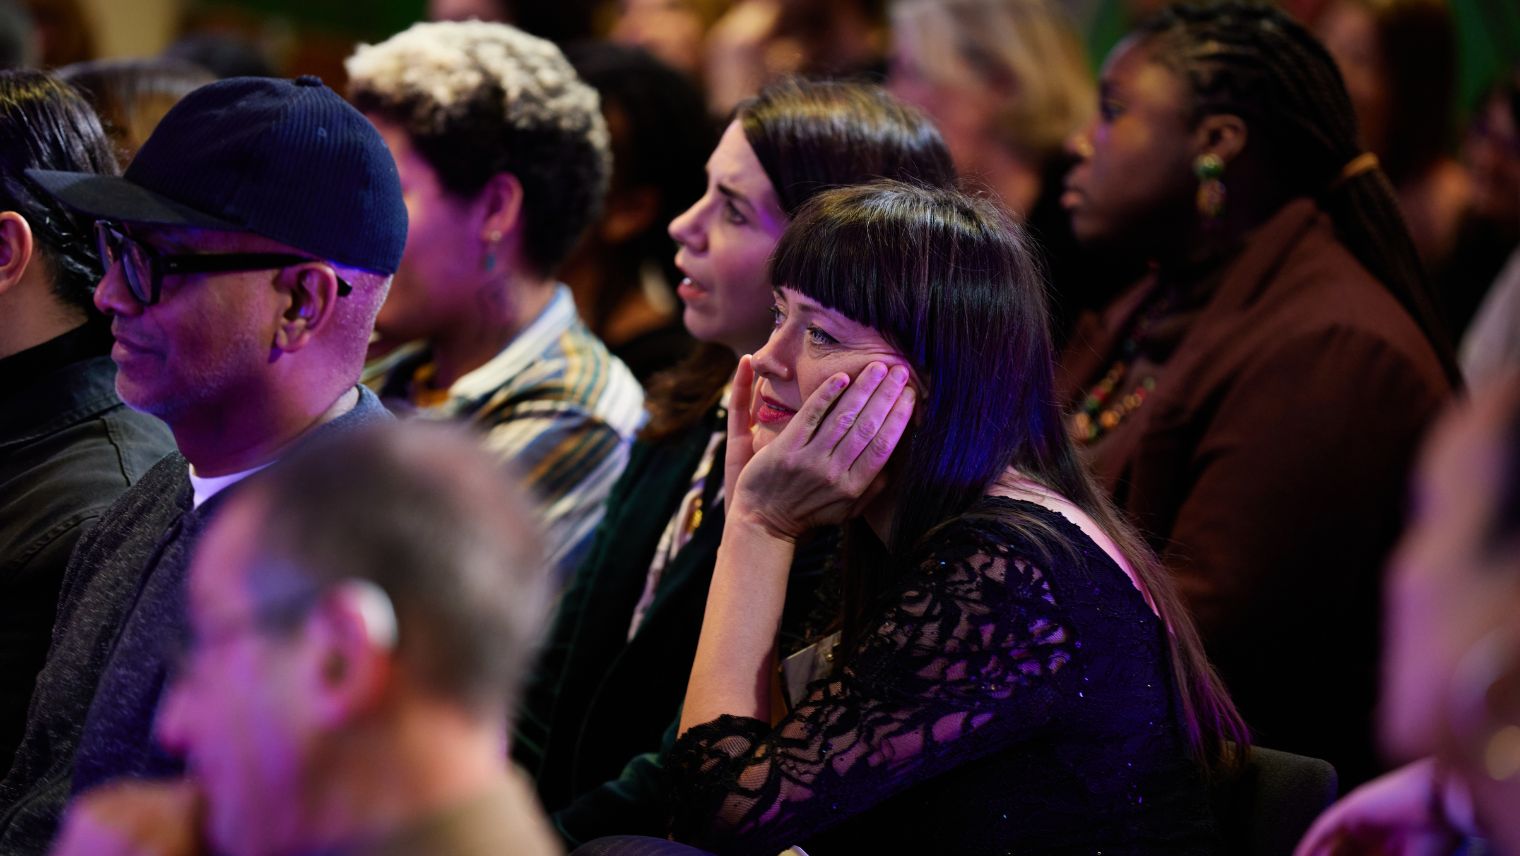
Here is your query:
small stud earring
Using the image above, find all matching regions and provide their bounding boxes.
[483,231,503,273]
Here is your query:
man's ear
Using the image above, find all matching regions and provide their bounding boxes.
[0,211,36,297]
[301,582,396,728]
[272,264,341,354]
[1192,113,1248,167]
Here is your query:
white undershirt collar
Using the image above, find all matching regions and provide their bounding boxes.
[188,461,271,509]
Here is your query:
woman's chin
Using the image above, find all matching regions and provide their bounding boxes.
[751,422,782,452]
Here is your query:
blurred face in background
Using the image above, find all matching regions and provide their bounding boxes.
[156,496,323,856]
[1463,89,1520,227]
[887,33,1045,215]
[611,0,708,78]
[1317,0,1392,158]
[888,0,1094,219]
[1381,389,1520,763]
[668,120,788,356]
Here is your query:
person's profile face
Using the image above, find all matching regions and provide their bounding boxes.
[1381,393,1520,762]
[1463,92,1520,225]
[91,224,287,423]
[747,286,914,454]
[366,115,484,346]
[1062,37,1197,250]
[886,12,1012,208]
[667,120,789,357]
[155,498,316,856]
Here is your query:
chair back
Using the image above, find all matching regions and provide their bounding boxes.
[1212,745,1339,856]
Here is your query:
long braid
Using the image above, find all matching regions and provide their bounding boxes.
[1142,2,1462,385]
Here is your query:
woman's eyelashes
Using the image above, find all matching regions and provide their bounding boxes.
[720,192,748,226]
[806,325,840,347]
[769,302,840,348]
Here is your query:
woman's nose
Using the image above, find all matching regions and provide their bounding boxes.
[669,195,707,252]
[749,327,791,381]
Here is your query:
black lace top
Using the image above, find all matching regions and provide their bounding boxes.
[668,497,1217,855]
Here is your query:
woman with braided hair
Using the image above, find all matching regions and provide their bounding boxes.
[1059,1,1456,787]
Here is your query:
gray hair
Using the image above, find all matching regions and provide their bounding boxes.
[346,20,611,276]
[245,420,550,717]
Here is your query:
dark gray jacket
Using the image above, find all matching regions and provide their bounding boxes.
[0,386,390,854]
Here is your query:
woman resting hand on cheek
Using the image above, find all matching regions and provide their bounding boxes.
[670,181,1247,856]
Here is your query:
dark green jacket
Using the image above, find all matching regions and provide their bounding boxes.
[514,410,726,847]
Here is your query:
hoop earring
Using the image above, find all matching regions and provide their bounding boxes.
[1194,153,1226,221]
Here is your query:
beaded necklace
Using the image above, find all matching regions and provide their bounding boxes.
[1070,288,1173,445]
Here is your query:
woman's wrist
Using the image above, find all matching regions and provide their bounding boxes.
[725,496,802,545]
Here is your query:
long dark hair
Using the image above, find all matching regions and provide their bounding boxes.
[773,181,1248,769]
[643,78,957,442]
[0,69,118,314]
[1137,1,1460,383]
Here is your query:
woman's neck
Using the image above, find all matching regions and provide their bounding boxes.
[429,276,555,389]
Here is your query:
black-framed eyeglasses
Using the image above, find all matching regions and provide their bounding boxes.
[94,220,353,307]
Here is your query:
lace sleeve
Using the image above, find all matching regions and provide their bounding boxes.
[668,521,1080,853]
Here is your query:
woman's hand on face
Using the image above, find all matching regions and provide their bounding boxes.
[726,355,915,542]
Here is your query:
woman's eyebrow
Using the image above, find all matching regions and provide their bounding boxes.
[717,182,755,213]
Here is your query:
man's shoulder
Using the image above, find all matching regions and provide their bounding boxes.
[76,453,194,559]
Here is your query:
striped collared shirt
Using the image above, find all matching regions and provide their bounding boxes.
[399,285,645,576]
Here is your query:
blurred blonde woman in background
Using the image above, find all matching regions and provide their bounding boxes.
[888,0,1092,220]
[888,0,1139,344]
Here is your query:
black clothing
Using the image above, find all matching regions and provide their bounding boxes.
[515,401,837,849]
[0,387,389,854]
[515,412,726,846]
[0,324,172,775]
[669,498,1216,856]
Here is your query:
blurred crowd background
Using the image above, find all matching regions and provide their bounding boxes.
[5,0,1516,122]
[7,0,1515,362]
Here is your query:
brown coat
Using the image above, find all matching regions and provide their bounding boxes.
[1058,199,1452,785]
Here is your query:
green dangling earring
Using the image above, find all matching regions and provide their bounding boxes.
[1194,153,1226,221]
